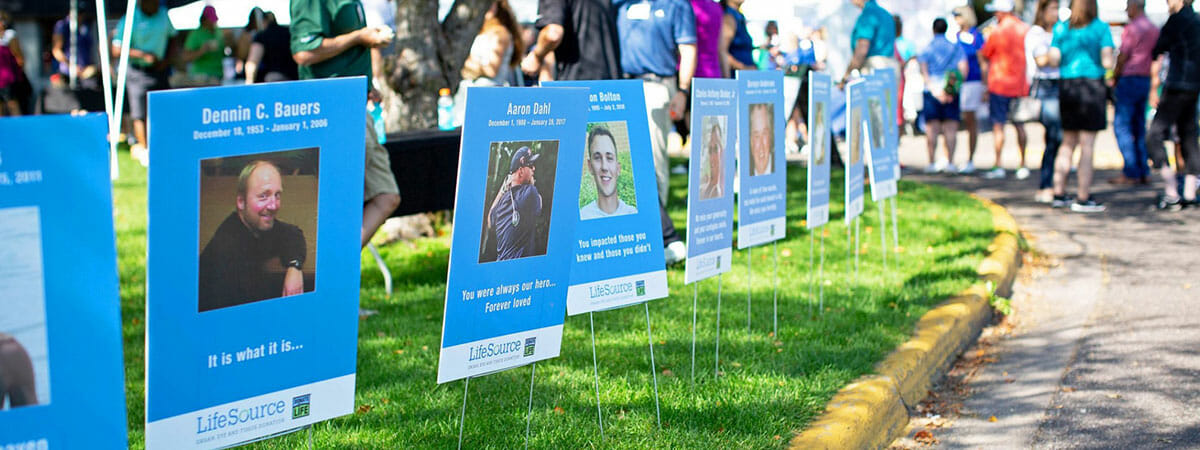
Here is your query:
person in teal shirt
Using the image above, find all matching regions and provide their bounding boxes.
[111,0,177,165]
[840,0,895,89]
[1048,0,1115,213]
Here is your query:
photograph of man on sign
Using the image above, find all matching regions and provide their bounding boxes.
[579,122,638,220]
[480,141,560,263]
[198,150,319,312]
[749,103,775,176]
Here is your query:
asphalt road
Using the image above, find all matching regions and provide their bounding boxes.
[892,128,1200,448]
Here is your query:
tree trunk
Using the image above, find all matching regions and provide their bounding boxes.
[382,0,493,132]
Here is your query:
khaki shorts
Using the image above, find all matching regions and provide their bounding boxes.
[364,113,400,201]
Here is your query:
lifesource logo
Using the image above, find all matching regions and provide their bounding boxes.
[292,394,311,419]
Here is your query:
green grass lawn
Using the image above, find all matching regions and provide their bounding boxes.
[114,154,993,448]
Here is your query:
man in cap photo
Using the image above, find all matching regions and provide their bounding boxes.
[487,146,544,261]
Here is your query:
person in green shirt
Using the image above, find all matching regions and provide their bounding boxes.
[289,0,399,249]
[182,6,226,85]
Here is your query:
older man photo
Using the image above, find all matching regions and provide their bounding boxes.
[749,103,775,176]
[581,126,638,219]
[199,160,308,312]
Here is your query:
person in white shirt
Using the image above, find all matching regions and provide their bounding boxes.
[580,126,638,219]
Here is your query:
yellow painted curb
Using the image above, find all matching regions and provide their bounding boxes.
[789,195,1021,450]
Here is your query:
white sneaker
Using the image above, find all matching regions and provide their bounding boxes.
[945,162,959,173]
[984,167,1006,179]
[924,163,940,174]
[935,159,949,172]
[958,161,976,174]
[664,241,686,265]
[671,164,688,175]
[1015,167,1031,180]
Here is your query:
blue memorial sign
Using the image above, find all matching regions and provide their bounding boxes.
[0,114,126,449]
[807,72,832,229]
[685,79,737,284]
[864,73,898,201]
[845,79,867,223]
[735,70,787,248]
[438,86,588,383]
[875,68,902,181]
[145,78,365,448]
[544,80,668,315]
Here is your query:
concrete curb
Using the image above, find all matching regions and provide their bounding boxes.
[788,195,1021,449]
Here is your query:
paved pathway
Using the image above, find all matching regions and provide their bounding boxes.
[892,129,1200,448]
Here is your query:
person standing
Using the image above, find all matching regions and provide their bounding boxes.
[615,0,696,207]
[245,12,298,84]
[290,0,401,246]
[182,6,226,86]
[1109,0,1158,186]
[616,0,696,264]
[691,0,727,78]
[839,0,896,89]
[112,0,177,164]
[979,0,1030,180]
[1049,0,1114,212]
[1027,0,1063,202]
[1146,0,1200,210]
[952,6,984,174]
[723,0,756,73]
[522,0,622,82]
[919,18,968,174]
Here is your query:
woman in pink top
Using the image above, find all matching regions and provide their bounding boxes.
[690,0,727,78]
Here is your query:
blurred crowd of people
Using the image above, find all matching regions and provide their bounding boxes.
[912,0,1199,213]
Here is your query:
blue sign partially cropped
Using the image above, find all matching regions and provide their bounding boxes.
[735,70,787,248]
[438,86,587,383]
[0,114,126,449]
[845,79,867,223]
[146,78,365,448]
[875,68,902,181]
[864,73,898,201]
[685,78,737,284]
[544,80,668,315]
[807,72,833,230]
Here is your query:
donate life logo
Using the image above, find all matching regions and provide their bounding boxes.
[636,280,646,296]
[292,394,311,419]
[523,337,536,357]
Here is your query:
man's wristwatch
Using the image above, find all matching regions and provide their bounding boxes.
[286,259,303,270]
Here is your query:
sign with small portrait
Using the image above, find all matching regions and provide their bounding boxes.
[145,78,365,448]
[544,80,668,315]
[844,79,867,223]
[735,70,787,249]
[864,72,899,201]
[807,72,833,230]
[875,68,902,182]
[685,79,737,284]
[0,114,126,449]
[438,86,587,383]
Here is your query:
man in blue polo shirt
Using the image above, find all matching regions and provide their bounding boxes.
[616,0,696,265]
[616,0,697,208]
[839,0,895,89]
